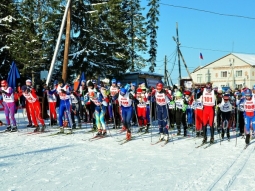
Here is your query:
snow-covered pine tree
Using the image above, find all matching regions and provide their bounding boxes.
[146,0,159,73]
[121,0,147,72]
[0,1,18,78]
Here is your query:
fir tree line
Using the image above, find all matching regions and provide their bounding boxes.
[0,0,159,84]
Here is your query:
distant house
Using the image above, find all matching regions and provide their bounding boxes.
[190,53,255,89]
[118,71,163,88]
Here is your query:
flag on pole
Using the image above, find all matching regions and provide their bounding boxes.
[7,61,20,89]
[200,53,203,60]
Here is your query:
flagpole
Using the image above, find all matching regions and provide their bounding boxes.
[46,0,72,85]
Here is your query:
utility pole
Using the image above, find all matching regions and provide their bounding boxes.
[173,22,181,86]
[62,0,72,83]
[46,0,72,85]
[164,55,167,85]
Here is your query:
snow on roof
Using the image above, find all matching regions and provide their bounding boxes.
[232,53,255,66]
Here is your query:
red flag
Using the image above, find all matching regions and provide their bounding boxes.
[200,53,203,59]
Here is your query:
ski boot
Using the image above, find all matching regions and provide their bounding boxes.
[210,137,214,144]
[137,126,144,133]
[202,137,207,144]
[27,123,32,127]
[144,124,150,133]
[53,119,58,126]
[11,126,17,132]
[196,131,200,137]
[183,130,187,137]
[177,128,181,136]
[41,125,46,132]
[245,134,250,145]
[59,126,64,133]
[96,129,102,136]
[6,125,11,132]
[159,133,164,141]
[227,129,230,141]
[34,125,40,132]
[102,130,107,136]
[126,130,131,141]
[78,123,82,129]
[72,123,76,129]
[164,134,169,141]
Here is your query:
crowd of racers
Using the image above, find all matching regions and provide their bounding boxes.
[0,77,255,145]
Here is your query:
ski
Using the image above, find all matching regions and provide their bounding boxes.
[204,143,214,149]
[0,130,11,134]
[25,131,50,135]
[244,144,249,150]
[89,135,108,142]
[161,140,169,147]
[119,139,131,145]
[89,135,103,141]
[151,140,163,145]
[46,131,72,136]
[196,143,207,148]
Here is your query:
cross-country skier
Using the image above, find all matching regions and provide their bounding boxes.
[70,88,81,129]
[113,87,135,140]
[45,84,58,126]
[243,89,255,146]
[22,79,46,132]
[108,79,120,128]
[136,88,148,133]
[174,91,188,136]
[201,82,216,144]
[219,93,232,140]
[193,89,203,137]
[236,92,245,136]
[85,87,108,136]
[184,90,194,128]
[56,79,72,133]
[151,82,171,141]
[0,80,17,131]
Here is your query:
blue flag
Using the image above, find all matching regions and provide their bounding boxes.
[7,61,20,89]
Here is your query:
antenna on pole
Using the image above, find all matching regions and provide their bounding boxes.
[173,22,194,88]
[173,22,181,86]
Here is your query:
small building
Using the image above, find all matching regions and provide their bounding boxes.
[118,71,163,88]
[190,53,255,89]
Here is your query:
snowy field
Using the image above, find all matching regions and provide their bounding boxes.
[0,110,255,191]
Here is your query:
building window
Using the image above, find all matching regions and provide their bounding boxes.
[197,74,202,83]
[236,70,242,77]
[221,71,227,77]
[205,73,211,82]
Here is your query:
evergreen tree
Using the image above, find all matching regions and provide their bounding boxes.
[7,0,62,83]
[70,0,131,78]
[0,1,18,79]
[146,0,159,72]
[121,0,147,71]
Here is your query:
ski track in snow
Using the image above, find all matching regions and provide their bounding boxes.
[1,113,255,191]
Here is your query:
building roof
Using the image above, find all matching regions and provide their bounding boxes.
[232,53,255,66]
[191,53,255,73]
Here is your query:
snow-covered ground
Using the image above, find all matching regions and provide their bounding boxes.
[0,110,254,191]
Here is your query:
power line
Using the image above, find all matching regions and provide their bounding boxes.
[159,2,255,20]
